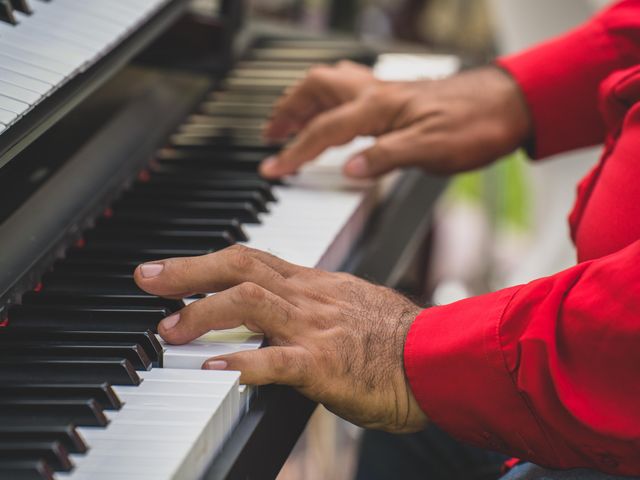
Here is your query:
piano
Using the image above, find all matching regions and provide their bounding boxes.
[0,1,450,479]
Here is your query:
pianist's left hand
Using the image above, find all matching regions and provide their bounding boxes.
[134,245,428,433]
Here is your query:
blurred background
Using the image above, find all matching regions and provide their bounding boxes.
[236,0,611,478]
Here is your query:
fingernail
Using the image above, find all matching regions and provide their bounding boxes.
[204,360,228,371]
[140,263,164,278]
[160,313,180,331]
[345,154,369,178]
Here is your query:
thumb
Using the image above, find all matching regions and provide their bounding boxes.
[343,127,426,178]
[202,346,308,386]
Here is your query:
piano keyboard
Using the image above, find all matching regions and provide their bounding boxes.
[0,0,172,134]
[0,36,382,480]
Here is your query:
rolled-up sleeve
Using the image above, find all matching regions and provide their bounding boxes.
[404,240,640,475]
[496,0,640,159]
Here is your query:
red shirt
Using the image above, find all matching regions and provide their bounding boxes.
[403,0,640,475]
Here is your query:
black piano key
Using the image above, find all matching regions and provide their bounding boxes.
[0,329,162,366]
[185,115,267,129]
[94,217,249,243]
[170,133,279,153]
[112,199,261,224]
[65,246,198,265]
[51,259,140,276]
[40,271,131,290]
[208,90,281,103]
[198,103,273,118]
[0,359,141,386]
[157,146,266,163]
[0,343,151,371]
[177,123,264,139]
[122,189,268,213]
[153,153,264,176]
[233,60,314,72]
[83,229,235,252]
[107,207,255,230]
[0,383,122,411]
[143,175,276,201]
[22,285,183,312]
[79,241,212,258]
[0,1,17,25]
[223,78,293,92]
[10,303,171,331]
[150,164,265,181]
[0,441,71,472]
[247,46,376,64]
[0,399,108,428]
[9,0,31,14]
[0,460,54,480]
[40,273,156,296]
[0,426,87,454]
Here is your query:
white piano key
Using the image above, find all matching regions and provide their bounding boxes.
[140,367,241,384]
[0,94,29,115]
[0,42,77,76]
[0,107,18,125]
[78,423,203,442]
[114,380,234,396]
[0,80,41,104]
[0,23,98,60]
[0,34,89,71]
[67,454,184,476]
[0,0,171,138]
[64,367,238,480]
[0,67,52,96]
[116,392,226,410]
[104,405,214,425]
[20,4,129,41]
[0,54,63,85]
[161,328,264,370]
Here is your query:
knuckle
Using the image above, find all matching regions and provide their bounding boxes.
[234,282,266,304]
[226,246,255,272]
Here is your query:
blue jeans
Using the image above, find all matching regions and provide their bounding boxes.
[501,464,640,480]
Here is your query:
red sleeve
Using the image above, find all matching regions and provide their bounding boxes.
[496,0,640,159]
[404,240,640,475]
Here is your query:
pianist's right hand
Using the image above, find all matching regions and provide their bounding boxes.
[134,245,429,434]
[260,64,532,179]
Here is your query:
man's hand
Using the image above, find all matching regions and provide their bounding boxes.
[134,245,428,433]
[263,60,378,143]
[260,66,532,179]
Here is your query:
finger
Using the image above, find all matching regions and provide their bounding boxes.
[135,245,295,298]
[260,100,376,179]
[158,282,297,345]
[264,89,320,141]
[203,346,309,386]
[343,124,434,178]
[264,66,343,141]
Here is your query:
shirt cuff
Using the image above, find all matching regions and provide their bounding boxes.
[403,287,556,464]
[496,20,615,159]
